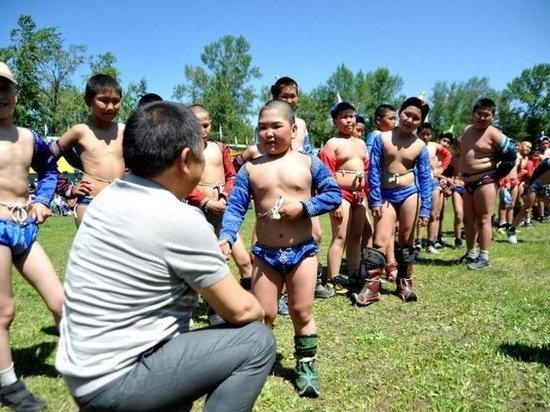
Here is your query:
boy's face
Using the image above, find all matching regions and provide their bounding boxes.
[333,110,356,137]
[418,128,432,143]
[353,122,366,138]
[439,137,451,149]
[376,111,397,132]
[0,78,17,121]
[276,85,298,110]
[257,108,296,155]
[87,89,121,123]
[539,140,549,152]
[521,142,532,155]
[398,106,422,134]
[193,110,211,143]
[472,107,494,130]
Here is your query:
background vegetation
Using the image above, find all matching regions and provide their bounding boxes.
[1,15,549,144]
[4,211,549,411]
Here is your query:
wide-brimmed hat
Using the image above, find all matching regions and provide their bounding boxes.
[0,62,17,85]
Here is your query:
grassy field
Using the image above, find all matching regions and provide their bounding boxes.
[4,206,550,411]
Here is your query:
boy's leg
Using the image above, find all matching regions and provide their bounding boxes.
[427,189,443,252]
[74,204,87,227]
[231,234,252,290]
[0,246,45,411]
[251,257,284,328]
[13,243,63,325]
[395,195,420,302]
[468,183,498,269]
[286,256,319,397]
[462,191,478,263]
[311,216,334,298]
[452,191,464,247]
[345,203,366,277]
[76,322,276,412]
[327,199,351,288]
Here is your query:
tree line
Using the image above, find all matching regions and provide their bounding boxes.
[1,15,548,145]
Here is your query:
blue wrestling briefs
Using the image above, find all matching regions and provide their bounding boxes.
[432,178,441,192]
[380,185,419,208]
[455,185,465,196]
[251,237,319,276]
[0,218,38,257]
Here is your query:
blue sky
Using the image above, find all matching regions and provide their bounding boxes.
[2,0,549,104]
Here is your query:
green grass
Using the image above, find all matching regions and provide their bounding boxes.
[4,206,550,411]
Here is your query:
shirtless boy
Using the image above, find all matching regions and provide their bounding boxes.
[351,97,431,307]
[0,62,64,412]
[458,98,517,269]
[49,74,125,226]
[186,105,252,297]
[220,100,341,397]
[417,122,452,254]
[318,101,369,292]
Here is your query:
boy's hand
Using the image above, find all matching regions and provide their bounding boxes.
[372,206,382,219]
[219,239,231,260]
[418,217,429,227]
[72,179,94,197]
[30,203,52,224]
[331,206,343,219]
[208,199,226,216]
[278,202,303,220]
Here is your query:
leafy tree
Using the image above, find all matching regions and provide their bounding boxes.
[119,78,148,122]
[173,35,261,144]
[503,63,550,139]
[88,52,120,80]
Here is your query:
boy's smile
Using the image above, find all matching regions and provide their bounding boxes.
[257,108,296,155]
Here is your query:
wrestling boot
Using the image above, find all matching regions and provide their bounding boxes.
[314,263,335,298]
[350,247,386,307]
[294,335,320,397]
[395,247,418,302]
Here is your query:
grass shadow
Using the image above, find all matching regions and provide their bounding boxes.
[271,352,296,383]
[499,342,550,367]
[415,257,463,266]
[41,325,59,336]
[12,342,59,378]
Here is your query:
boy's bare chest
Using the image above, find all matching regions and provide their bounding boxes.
[249,159,311,193]
[334,139,366,161]
[204,143,223,168]
[80,128,123,157]
[0,131,33,170]
[383,139,420,165]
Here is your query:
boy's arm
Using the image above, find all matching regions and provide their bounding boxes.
[436,145,452,174]
[219,142,236,198]
[317,142,337,177]
[302,132,314,156]
[30,130,58,208]
[368,136,383,209]
[219,166,251,247]
[186,188,209,208]
[302,157,342,216]
[494,134,517,179]
[416,145,432,220]
[49,125,82,159]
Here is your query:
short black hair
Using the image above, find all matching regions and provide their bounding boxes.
[355,114,366,126]
[270,77,298,99]
[418,122,433,132]
[123,102,202,177]
[399,97,429,123]
[137,93,163,107]
[374,104,396,120]
[84,74,122,104]
[258,100,295,124]
[330,101,355,119]
[473,97,496,115]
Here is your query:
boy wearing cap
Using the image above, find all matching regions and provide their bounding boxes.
[458,98,517,269]
[351,97,431,307]
[318,101,369,292]
[0,62,64,411]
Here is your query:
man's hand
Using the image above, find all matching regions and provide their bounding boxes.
[219,239,231,260]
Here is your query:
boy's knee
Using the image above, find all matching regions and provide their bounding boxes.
[0,299,16,328]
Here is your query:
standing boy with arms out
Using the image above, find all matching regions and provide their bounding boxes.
[220,100,341,397]
[458,98,516,269]
[0,62,63,412]
[318,101,369,292]
[49,74,125,226]
[351,97,431,306]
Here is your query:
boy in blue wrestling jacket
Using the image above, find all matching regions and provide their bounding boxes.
[219,100,341,398]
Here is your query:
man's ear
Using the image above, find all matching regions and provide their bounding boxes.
[179,147,192,173]
[291,122,298,140]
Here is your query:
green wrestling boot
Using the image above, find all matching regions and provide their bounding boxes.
[294,335,320,398]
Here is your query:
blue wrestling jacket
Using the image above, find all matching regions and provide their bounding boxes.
[31,130,58,207]
[368,136,432,219]
[219,155,342,246]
